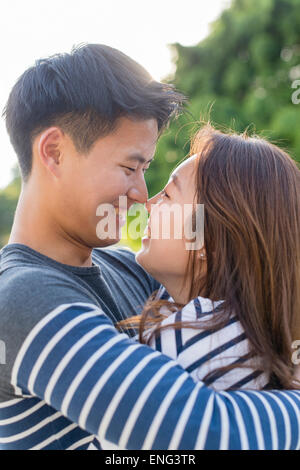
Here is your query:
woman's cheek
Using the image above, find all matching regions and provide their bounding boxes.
[150,205,171,240]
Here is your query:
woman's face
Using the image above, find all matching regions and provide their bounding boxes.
[136,154,200,286]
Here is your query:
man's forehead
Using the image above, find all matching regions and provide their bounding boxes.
[108,117,158,156]
[115,116,158,136]
[125,153,154,164]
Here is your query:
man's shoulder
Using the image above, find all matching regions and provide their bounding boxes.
[0,262,88,293]
[0,264,101,403]
[0,263,98,326]
[92,245,135,264]
[92,245,160,292]
[93,245,146,277]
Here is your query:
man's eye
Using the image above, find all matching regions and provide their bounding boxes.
[123,166,150,174]
[162,190,170,199]
[123,166,136,173]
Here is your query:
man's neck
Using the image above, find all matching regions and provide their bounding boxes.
[9,189,94,268]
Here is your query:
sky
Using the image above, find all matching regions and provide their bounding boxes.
[0,0,230,188]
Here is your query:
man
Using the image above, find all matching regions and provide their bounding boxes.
[0,44,299,450]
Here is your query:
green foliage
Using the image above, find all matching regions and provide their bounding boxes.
[1,0,300,250]
[141,0,300,251]
[158,0,300,166]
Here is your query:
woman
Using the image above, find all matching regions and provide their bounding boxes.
[91,123,300,450]
[120,123,300,391]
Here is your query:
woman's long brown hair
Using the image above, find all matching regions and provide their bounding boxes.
[118,124,300,390]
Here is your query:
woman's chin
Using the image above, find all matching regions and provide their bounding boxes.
[135,241,152,271]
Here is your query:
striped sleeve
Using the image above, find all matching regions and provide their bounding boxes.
[149,295,269,390]
[11,302,300,449]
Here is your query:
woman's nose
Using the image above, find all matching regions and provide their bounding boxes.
[145,193,160,214]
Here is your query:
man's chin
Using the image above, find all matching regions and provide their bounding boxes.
[94,236,121,248]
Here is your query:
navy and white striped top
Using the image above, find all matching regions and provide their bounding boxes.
[0,244,300,450]
[148,287,269,390]
[1,301,299,450]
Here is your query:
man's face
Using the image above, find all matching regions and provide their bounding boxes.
[54,117,158,248]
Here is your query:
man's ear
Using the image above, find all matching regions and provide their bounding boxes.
[37,127,65,178]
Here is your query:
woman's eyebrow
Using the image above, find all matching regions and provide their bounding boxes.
[126,154,154,164]
[169,173,181,192]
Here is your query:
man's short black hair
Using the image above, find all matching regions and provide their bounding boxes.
[3,43,185,181]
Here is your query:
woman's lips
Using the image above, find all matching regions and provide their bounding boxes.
[142,221,151,239]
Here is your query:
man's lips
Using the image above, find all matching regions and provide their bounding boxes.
[114,207,127,215]
[114,207,127,227]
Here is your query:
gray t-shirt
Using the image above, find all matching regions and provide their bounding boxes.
[0,243,160,402]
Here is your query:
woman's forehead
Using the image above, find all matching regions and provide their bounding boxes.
[172,154,198,178]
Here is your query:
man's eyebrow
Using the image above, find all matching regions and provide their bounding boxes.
[126,154,154,164]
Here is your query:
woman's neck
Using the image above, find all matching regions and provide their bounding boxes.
[158,272,207,305]
[153,274,191,305]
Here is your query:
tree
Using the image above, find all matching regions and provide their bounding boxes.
[151,0,300,197]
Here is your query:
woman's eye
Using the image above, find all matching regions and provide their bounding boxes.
[161,190,170,199]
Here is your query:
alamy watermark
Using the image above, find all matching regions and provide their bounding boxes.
[291,79,300,104]
[95,196,205,251]
[0,340,6,365]
[291,340,300,365]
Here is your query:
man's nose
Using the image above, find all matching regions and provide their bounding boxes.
[127,175,148,205]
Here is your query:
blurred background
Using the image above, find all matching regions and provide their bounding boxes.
[0,0,300,250]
